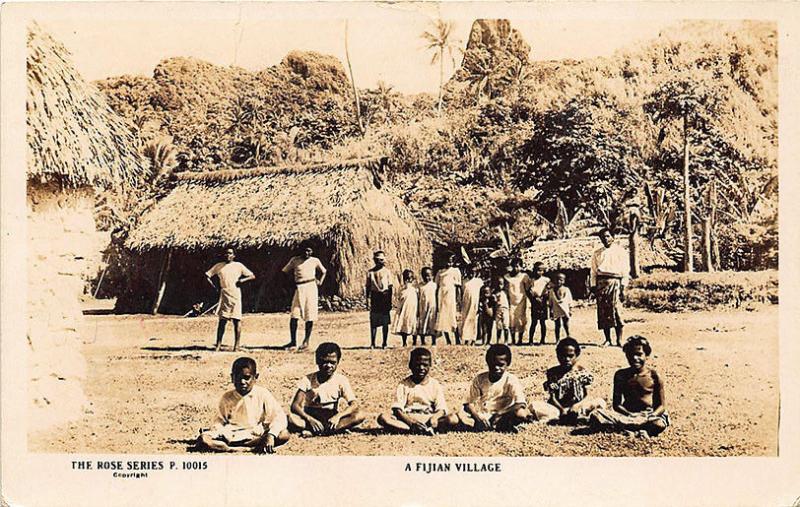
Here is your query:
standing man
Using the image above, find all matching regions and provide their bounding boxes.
[590,228,628,347]
[206,248,255,352]
[282,241,327,351]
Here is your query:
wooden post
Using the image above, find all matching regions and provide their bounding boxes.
[151,249,172,315]
[629,231,640,279]
[682,109,693,272]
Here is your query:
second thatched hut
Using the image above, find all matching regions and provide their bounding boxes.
[119,157,433,314]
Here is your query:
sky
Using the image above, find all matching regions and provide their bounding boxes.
[38,3,676,95]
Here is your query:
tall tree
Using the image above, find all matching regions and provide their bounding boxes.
[421,19,459,114]
[344,21,365,135]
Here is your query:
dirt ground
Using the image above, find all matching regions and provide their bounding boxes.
[29,305,778,457]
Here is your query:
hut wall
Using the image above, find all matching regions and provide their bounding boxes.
[27,183,94,431]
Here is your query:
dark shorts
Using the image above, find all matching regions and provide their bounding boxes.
[305,406,338,422]
[530,297,549,320]
[370,310,391,328]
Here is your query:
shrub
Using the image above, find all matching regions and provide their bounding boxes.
[626,270,777,312]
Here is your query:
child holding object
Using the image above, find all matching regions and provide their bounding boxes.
[458,344,531,432]
[588,335,669,436]
[288,342,366,436]
[394,269,419,347]
[548,272,573,342]
[197,357,290,453]
[377,348,457,434]
[416,267,438,346]
[529,338,606,424]
[493,277,511,345]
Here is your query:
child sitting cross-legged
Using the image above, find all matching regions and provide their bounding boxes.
[377,347,458,435]
[528,338,606,425]
[288,342,366,436]
[588,335,669,436]
[458,344,531,433]
[197,357,290,454]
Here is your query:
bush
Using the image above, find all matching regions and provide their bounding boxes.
[626,270,777,312]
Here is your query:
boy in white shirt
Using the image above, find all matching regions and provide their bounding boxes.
[377,348,457,434]
[458,344,531,432]
[198,357,290,453]
[288,342,365,436]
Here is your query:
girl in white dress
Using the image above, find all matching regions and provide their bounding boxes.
[548,272,573,342]
[459,265,484,346]
[416,267,437,346]
[394,270,419,347]
[434,254,462,345]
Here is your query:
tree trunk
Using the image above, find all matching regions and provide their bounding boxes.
[683,110,693,272]
[437,47,444,114]
[344,21,364,135]
[702,217,713,272]
[629,231,640,279]
[152,249,172,315]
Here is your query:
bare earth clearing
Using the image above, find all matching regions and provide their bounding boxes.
[30,305,778,457]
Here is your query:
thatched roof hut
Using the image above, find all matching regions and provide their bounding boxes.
[27,22,145,188]
[119,157,432,314]
[521,236,677,298]
[26,23,147,431]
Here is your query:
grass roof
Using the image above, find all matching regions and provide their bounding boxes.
[27,23,146,188]
[521,236,677,271]
[126,157,425,251]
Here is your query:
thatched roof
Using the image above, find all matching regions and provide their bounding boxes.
[27,23,146,188]
[521,236,677,271]
[126,157,425,251]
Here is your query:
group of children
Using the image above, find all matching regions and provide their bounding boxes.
[373,253,575,349]
[198,335,668,453]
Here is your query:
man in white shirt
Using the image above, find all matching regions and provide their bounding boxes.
[205,248,255,351]
[281,241,327,351]
[590,228,628,347]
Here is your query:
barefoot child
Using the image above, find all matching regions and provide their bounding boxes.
[588,335,669,436]
[548,272,572,342]
[288,342,366,436]
[377,347,458,434]
[394,269,419,347]
[434,254,462,345]
[529,338,606,424]
[477,285,494,345]
[527,261,550,345]
[459,265,483,346]
[505,258,531,345]
[198,357,290,453]
[417,267,437,346]
[458,344,530,432]
[493,277,510,345]
[366,251,394,349]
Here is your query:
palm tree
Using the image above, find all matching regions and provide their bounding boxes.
[142,137,179,181]
[375,80,396,119]
[344,20,365,135]
[421,19,459,114]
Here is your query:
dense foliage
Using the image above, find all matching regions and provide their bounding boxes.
[99,19,778,270]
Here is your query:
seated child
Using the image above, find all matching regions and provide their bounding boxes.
[288,342,366,436]
[529,338,606,424]
[197,357,290,453]
[588,335,669,436]
[377,347,458,434]
[458,344,531,432]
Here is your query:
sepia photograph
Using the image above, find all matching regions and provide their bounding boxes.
[3,1,799,505]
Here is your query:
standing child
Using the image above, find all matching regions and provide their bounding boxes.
[493,277,511,345]
[588,335,669,436]
[458,344,531,432]
[548,272,573,342]
[505,258,531,345]
[527,261,551,345]
[366,251,394,349]
[416,267,437,346]
[197,357,290,453]
[394,269,419,347]
[459,265,484,346]
[529,338,606,424]
[477,285,494,346]
[377,348,458,434]
[288,342,366,436]
[434,254,462,345]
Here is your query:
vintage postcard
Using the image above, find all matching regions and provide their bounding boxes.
[2,1,799,505]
